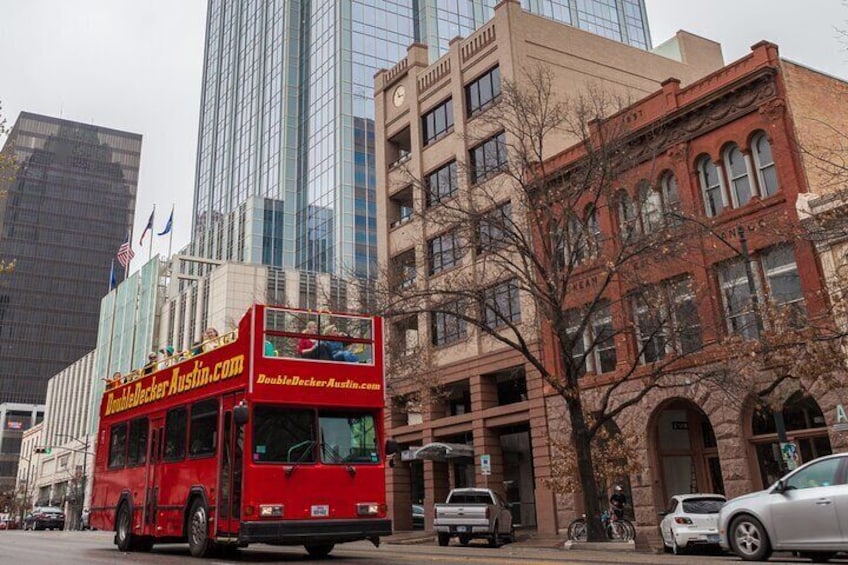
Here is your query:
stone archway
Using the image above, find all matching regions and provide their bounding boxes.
[649,398,724,503]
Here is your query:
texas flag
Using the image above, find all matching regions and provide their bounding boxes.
[139,208,154,246]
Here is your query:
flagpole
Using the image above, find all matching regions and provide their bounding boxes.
[167,204,174,259]
[148,205,155,264]
[125,229,132,279]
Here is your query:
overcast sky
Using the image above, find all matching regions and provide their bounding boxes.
[0,0,846,272]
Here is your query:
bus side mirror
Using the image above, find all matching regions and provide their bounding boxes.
[385,438,399,456]
[233,405,249,427]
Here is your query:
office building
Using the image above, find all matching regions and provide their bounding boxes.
[0,403,43,496]
[0,113,141,405]
[190,0,651,278]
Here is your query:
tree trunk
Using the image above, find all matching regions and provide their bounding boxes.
[566,390,605,542]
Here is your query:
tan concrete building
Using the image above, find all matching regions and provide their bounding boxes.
[374,0,725,533]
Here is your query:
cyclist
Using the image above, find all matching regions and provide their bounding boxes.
[609,485,626,521]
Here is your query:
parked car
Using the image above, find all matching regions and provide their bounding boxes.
[412,504,425,529]
[0,518,18,530]
[433,488,514,547]
[719,452,848,561]
[659,493,726,554]
[23,506,65,531]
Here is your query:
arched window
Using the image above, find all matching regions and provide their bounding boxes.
[585,204,602,255]
[698,156,725,217]
[566,213,587,265]
[752,133,778,197]
[724,143,752,207]
[638,182,662,233]
[617,190,638,240]
[660,172,680,225]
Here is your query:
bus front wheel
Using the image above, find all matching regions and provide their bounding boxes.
[187,499,213,558]
[304,543,334,558]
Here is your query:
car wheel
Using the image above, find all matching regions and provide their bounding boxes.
[458,534,471,545]
[800,552,836,563]
[437,532,450,546]
[304,543,334,558]
[729,515,772,561]
[187,498,213,558]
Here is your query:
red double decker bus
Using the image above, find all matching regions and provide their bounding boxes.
[90,304,396,558]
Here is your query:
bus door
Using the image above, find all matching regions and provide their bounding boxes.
[217,393,245,538]
[143,415,164,534]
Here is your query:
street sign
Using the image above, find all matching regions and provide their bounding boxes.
[480,454,491,476]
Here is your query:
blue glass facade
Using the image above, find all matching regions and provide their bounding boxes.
[191,0,649,277]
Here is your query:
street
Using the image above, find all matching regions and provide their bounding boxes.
[1,530,847,565]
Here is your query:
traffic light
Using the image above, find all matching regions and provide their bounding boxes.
[33,447,51,454]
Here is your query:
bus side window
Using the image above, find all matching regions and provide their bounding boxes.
[189,399,218,458]
[164,407,187,461]
[127,417,148,467]
[108,422,128,469]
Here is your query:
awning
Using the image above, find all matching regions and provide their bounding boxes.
[401,442,474,461]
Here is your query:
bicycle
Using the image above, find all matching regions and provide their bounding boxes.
[567,508,634,542]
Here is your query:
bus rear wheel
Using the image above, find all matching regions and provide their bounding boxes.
[187,499,213,558]
[115,503,136,552]
[304,543,334,558]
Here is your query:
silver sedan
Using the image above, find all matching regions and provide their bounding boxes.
[718,452,848,562]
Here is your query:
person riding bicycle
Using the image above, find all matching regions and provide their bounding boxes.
[609,485,626,521]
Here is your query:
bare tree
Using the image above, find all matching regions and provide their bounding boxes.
[372,67,848,541]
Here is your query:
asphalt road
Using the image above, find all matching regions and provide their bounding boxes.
[1,530,846,564]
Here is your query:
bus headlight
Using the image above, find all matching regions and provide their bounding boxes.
[259,504,284,517]
[356,503,380,516]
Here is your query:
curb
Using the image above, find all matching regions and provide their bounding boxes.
[562,540,636,552]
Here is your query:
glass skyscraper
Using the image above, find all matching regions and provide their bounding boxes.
[0,112,141,404]
[191,0,649,278]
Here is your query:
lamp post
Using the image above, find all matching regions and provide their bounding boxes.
[669,213,790,466]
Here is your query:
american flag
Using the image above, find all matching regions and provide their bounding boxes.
[117,235,135,268]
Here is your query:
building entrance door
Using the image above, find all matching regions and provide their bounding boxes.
[500,427,536,527]
[653,400,723,501]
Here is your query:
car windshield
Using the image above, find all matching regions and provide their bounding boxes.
[36,507,63,513]
[681,498,725,514]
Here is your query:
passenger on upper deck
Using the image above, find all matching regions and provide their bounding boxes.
[321,325,359,363]
[143,352,157,375]
[297,321,322,359]
[202,327,219,352]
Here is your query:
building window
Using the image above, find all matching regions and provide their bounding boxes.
[422,98,454,146]
[469,132,507,184]
[392,316,419,357]
[718,258,761,340]
[762,245,805,325]
[428,229,462,275]
[431,301,467,346]
[478,201,512,254]
[491,366,528,406]
[127,417,149,467]
[724,143,753,207]
[617,190,639,240]
[425,160,458,207]
[466,65,501,117]
[566,303,617,376]
[585,204,603,254]
[661,172,681,225]
[562,213,588,265]
[391,249,417,290]
[632,277,702,363]
[719,246,805,338]
[638,181,663,233]
[752,133,778,197]
[698,156,725,217]
[482,279,521,329]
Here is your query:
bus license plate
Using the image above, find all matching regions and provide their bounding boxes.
[311,505,329,517]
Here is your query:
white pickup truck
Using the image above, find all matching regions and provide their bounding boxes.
[433,488,515,547]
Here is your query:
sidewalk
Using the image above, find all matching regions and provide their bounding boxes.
[384,529,636,552]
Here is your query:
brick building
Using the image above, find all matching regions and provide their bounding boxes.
[537,41,848,546]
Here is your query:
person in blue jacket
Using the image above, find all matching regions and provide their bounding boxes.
[321,324,359,362]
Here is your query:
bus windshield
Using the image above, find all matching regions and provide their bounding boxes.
[252,406,378,464]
